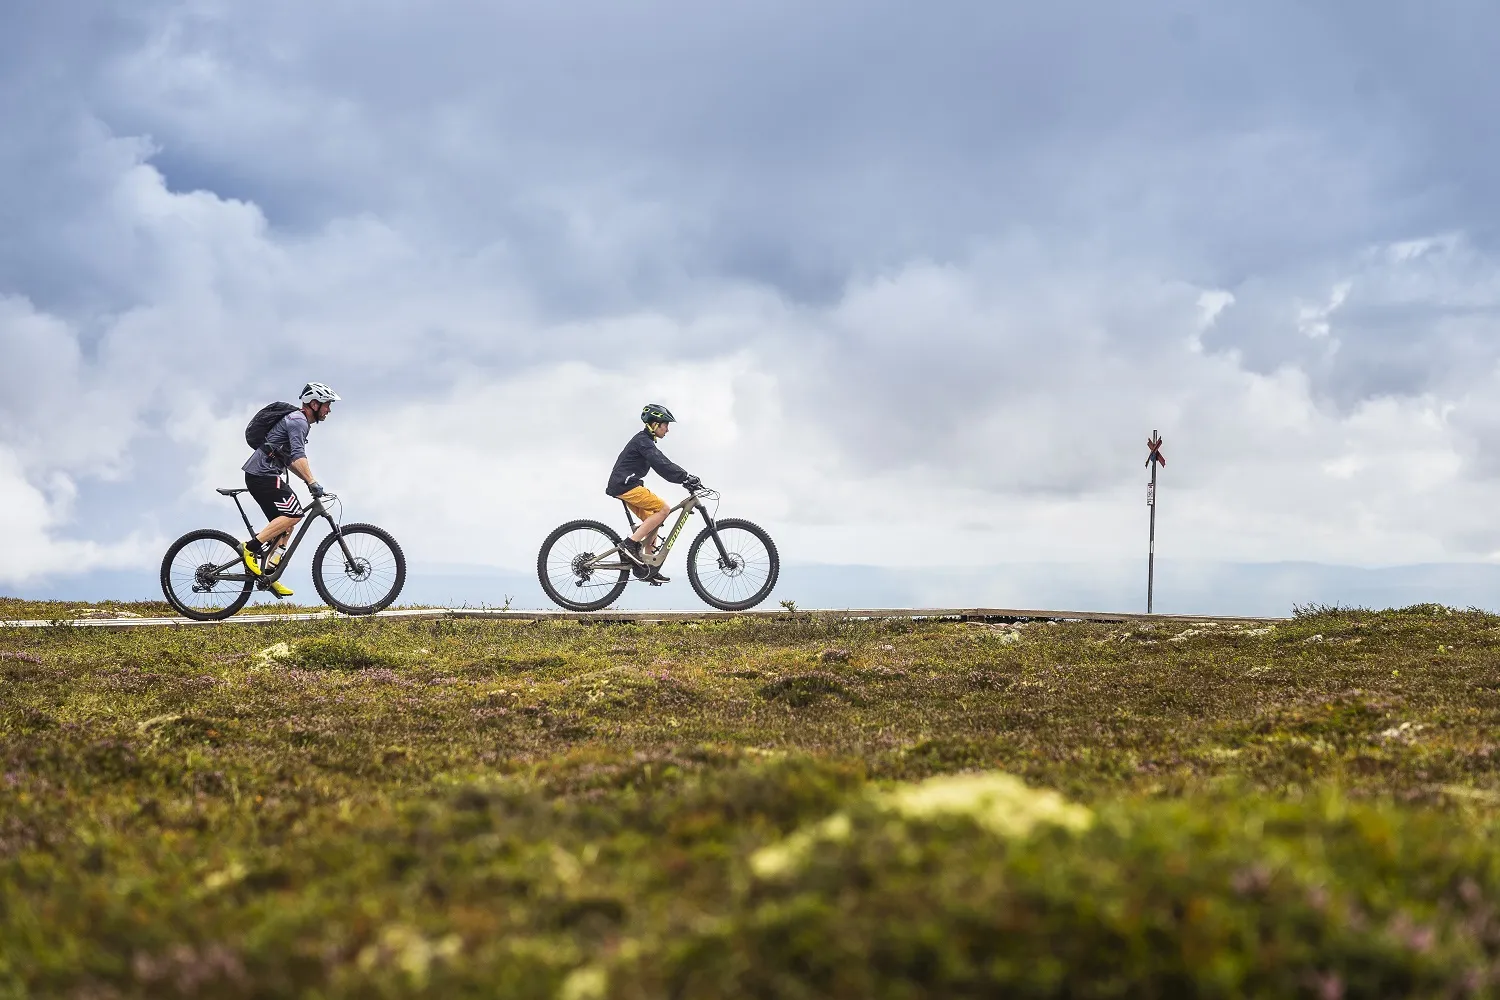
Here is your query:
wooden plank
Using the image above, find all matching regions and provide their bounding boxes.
[0,606,1289,630]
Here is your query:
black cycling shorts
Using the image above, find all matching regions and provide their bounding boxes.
[245,473,304,521]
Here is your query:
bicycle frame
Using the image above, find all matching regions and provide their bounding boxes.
[210,491,353,586]
[588,490,733,573]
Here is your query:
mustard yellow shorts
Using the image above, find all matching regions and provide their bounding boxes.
[617,485,667,520]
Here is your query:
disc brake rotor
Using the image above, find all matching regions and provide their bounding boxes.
[718,553,746,578]
[345,558,373,582]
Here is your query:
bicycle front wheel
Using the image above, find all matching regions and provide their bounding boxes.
[687,518,779,611]
[312,523,406,615]
[538,520,630,611]
[160,528,254,621]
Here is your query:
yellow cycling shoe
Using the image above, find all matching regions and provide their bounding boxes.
[240,543,264,576]
[257,547,292,597]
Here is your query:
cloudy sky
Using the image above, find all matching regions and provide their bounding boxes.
[4,1,1500,613]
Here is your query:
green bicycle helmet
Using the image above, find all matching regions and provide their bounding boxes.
[641,403,676,424]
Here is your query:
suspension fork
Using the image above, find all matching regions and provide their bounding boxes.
[698,505,733,563]
[321,503,358,566]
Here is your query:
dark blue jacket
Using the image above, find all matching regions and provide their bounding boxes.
[606,429,690,496]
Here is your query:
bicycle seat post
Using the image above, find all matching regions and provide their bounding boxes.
[228,493,257,537]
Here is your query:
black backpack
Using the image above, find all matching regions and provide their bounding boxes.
[245,402,299,456]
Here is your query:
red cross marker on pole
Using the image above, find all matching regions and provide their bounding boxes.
[1145,430,1166,613]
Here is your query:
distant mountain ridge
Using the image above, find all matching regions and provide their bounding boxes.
[8,560,1499,617]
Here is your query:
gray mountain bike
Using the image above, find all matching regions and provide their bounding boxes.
[537,485,778,612]
[160,488,405,620]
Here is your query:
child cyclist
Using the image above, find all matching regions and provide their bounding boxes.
[606,403,701,580]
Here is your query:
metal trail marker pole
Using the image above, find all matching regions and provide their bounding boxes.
[1145,430,1166,613]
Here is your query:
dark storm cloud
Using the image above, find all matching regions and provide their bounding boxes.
[0,3,172,315]
[86,1,1494,302]
[1205,236,1500,411]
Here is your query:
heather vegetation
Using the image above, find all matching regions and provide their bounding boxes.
[4,598,1500,997]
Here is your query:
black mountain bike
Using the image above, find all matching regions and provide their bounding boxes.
[537,486,778,612]
[160,488,405,621]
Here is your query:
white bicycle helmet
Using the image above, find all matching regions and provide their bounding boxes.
[299,382,341,404]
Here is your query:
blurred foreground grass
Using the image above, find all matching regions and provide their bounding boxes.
[4,599,1500,997]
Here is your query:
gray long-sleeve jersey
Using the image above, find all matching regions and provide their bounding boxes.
[242,410,310,478]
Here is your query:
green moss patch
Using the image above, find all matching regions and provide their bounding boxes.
[4,607,1500,996]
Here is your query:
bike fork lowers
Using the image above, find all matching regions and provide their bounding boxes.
[325,511,359,568]
[699,506,733,564]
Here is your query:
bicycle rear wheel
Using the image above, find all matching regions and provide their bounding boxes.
[538,520,630,611]
[160,528,254,621]
[312,523,406,615]
[687,518,779,611]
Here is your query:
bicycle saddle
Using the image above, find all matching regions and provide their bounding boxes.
[216,488,249,496]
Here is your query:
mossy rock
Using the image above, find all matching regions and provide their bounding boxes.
[293,634,396,670]
[758,672,856,707]
[617,783,1496,999]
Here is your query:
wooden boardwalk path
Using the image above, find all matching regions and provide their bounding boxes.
[0,607,1288,629]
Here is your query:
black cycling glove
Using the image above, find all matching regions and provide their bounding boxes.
[309,482,326,497]
[683,475,702,491]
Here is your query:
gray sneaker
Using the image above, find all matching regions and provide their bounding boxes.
[618,538,645,565]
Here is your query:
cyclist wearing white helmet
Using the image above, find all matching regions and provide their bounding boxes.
[238,382,340,595]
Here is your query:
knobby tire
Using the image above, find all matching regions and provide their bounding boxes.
[312,523,406,616]
[160,528,254,621]
[538,519,630,612]
[687,517,779,611]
